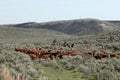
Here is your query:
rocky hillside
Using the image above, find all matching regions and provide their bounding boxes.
[4,19,120,36]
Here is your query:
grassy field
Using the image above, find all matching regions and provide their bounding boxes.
[0,26,120,80]
[42,65,85,80]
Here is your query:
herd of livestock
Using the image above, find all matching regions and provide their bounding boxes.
[15,47,120,60]
[81,50,120,59]
[15,47,77,60]
[14,40,120,60]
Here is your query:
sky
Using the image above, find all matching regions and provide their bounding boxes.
[0,0,120,24]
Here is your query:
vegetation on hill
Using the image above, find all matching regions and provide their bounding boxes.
[0,21,120,80]
[4,19,119,35]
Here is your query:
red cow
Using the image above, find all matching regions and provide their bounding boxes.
[69,48,77,56]
[48,50,59,58]
[109,54,117,58]
[15,48,24,53]
[94,53,108,59]
[57,51,64,59]
[116,53,120,56]
[49,55,56,60]
[29,53,38,59]
[65,51,71,56]
[40,53,49,59]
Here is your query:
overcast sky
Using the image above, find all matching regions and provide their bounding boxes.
[0,0,120,24]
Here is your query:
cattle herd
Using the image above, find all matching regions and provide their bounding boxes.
[14,40,120,60]
[15,47,120,60]
[81,50,120,59]
[15,47,77,60]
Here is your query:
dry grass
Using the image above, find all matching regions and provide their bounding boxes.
[0,65,48,80]
[0,64,27,80]
[0,65,13,80]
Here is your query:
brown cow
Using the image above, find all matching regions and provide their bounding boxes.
[29,53,38,59]
[116,53,120,55]
[15,48,26,53]
[69,48,77,56]
[109,54,117,58]
[79,51,89,56]
[94,53,108,59]
[48,50,59,58]
[57,51,64,59]
[40,53,49,59]
[59,50,70,56]
[49,55,56,60]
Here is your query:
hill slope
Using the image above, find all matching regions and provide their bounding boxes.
[0,22,120,80]
[0,26,71,42]
[10,19,119,36]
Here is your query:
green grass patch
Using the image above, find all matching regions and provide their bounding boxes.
[41,65,86,80]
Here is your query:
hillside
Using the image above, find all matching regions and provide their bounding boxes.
[0,19,120,80]
[0,25,120,80]
[108,21,120,27]
[8,19,119,36]
[0,26,71,42]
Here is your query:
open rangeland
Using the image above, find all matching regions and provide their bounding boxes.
[0,20,120,80]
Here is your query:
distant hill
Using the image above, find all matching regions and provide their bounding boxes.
[0,26,71,41]
[3,19,120,36]
[108,21,120,27]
